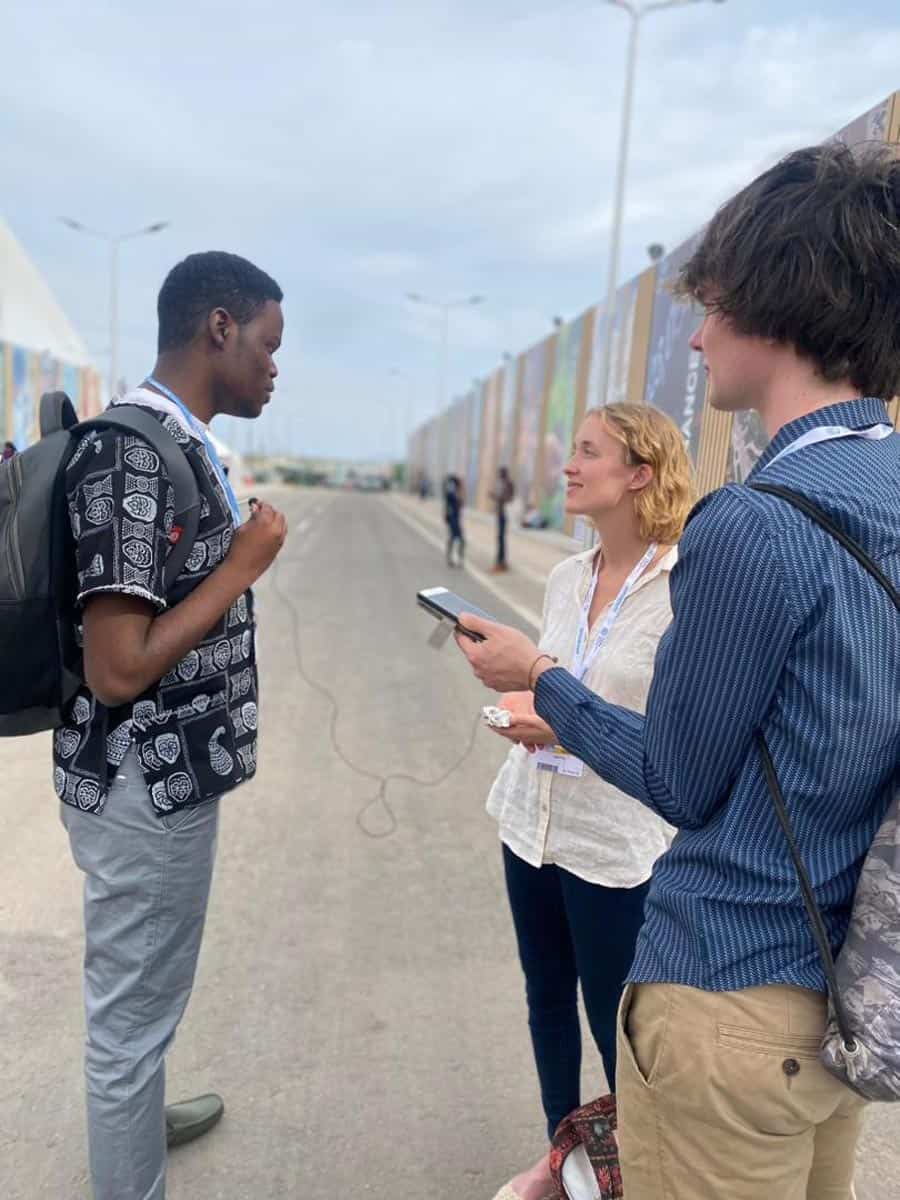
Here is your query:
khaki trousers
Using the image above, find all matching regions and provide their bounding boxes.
[616,982,865,1200]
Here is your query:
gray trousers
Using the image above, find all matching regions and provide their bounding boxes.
[62,749,219,1200]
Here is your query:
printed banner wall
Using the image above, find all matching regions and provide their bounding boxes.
[11,347,33,449]
[585,273,647,411]
[0,339,101,450]
[425,418,440,492]
[407,92,900,509]
[515,336,551,514]
[476,369,503,511]
[465,382,484,504]
[606,279,640,409]
[498,358,520,473]
[447,396,468,477]
[439,406,454,484]
[643,233,707,460]
[832,97,892,148]
[726,411,769,484]
[541,313,586,529]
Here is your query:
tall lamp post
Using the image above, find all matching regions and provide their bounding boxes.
[405,292,483,417]
[60,218,170,398]
[596,0,726,401]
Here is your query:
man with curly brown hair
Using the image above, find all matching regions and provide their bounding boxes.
[457,143,900,1199]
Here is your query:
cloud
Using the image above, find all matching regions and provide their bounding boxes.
[3,2,899,457]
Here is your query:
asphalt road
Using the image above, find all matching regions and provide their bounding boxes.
[1,487,897,1199]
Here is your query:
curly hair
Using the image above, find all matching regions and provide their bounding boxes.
[157,251,283,353]
[675,144,900,400]
[586,403,697,544]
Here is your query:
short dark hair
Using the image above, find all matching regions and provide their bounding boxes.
[676,144,900,400]
[157,251,283,353]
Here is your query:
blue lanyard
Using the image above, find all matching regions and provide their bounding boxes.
[764,424,893,471]
[144,377,242,526]
[572,542,659,682]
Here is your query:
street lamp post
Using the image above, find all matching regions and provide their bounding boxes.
[597,0,726,402]
[406,292,484,416]
[60,218,170,398]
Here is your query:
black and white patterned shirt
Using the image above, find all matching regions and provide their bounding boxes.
[53,401,259,817]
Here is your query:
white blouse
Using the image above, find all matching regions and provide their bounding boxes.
[486,546,678,888]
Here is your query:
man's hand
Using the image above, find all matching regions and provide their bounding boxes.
[82,503,287,708]
[454,613,545,692]
[225,502,287,587]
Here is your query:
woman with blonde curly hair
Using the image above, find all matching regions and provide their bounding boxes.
[486,403,695,1200]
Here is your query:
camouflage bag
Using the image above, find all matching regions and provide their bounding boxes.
[752,483,900,1101]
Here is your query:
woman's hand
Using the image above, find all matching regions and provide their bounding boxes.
[489,691,557,752]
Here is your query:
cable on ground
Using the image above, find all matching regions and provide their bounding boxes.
[270,553,484,839]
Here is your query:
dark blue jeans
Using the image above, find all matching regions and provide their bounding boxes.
[502,843,650,1140]
[496,510,507,566]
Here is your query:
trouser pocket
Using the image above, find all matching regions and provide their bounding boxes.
[617,983,672,1090]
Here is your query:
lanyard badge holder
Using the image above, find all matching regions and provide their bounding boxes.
[765,423,893,470]
[533,542,659,778]
[144,377,243,527]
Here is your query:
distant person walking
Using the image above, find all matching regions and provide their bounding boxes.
[491,466,515,573]
[2,441,17,461]
[444,474,465,568]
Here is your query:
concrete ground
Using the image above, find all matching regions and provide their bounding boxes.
[1,486,896,1199]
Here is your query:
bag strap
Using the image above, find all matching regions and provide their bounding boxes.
[40,390,79,436]
[755,732,858,1050]
[74,405,202,591]
[749,482,899,1053]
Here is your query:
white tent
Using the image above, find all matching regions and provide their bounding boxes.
[0,217,91,365]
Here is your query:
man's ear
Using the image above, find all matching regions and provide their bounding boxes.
[207,307,232,350]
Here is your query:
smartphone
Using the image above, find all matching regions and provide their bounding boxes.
[416,587,494,641]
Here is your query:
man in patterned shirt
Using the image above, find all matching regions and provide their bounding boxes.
[58,251,286,1200]
[456,145,899,1198]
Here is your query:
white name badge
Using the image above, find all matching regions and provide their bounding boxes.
[534,745,584,777]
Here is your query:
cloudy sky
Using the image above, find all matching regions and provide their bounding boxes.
[3,0,899,459]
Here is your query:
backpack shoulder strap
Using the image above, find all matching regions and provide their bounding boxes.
[40,391,79,436]
[75,406,202,590]
[749,482,899,610]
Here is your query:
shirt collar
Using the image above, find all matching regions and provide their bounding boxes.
[748,397,891,479]
[112,386,205,442]
[574,544,678,604]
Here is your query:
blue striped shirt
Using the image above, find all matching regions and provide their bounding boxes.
[534,398,900,992]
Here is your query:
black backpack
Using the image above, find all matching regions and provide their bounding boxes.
[0,392,201,737]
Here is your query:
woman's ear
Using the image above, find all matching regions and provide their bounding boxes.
[628,463,654,492]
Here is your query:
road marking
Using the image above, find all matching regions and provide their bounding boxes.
[387,501,542,634]
[296,518,312,534]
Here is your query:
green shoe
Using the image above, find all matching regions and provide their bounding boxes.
[165,1093,225,1149]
